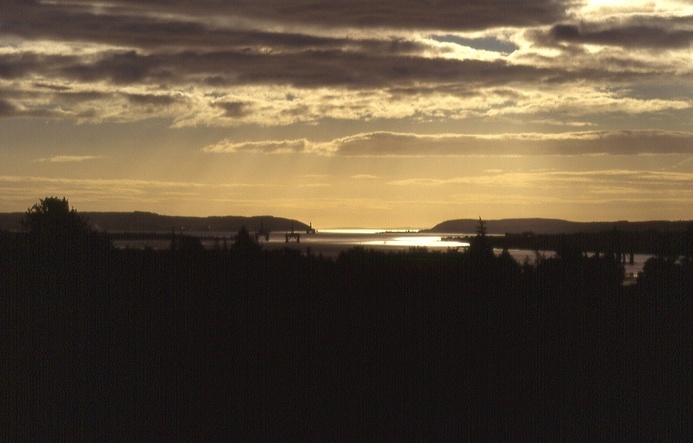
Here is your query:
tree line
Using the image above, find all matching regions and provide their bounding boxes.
[2,198,690,440]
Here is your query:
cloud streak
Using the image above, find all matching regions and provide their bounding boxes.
[537,14,693,49]
[5,1,572,36]
[204,130,693,157]
[36,155,104,163]
[388,169,693,187]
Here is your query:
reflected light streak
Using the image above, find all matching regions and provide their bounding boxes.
[363,236,469,249]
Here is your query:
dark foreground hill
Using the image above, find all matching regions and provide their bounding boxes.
[427,218,693,234]
[0,211,311,233]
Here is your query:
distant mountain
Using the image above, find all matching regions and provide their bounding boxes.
[0,211,312,233]
[426,218,693,235]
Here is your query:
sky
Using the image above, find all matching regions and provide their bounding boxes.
[2,0,693,228]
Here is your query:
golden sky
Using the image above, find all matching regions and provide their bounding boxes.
[2,0,693,227]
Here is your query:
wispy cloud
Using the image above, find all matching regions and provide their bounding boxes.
[387,169,693,190]
[202,139,313,154]
[297,183,332,188]
[351,174,380,180]
[0,174,284,214]
[204,130,693,157]
[0,175,267,203]
[36,155,104,163]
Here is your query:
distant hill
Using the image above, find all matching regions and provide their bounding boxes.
[0,211,312,233]
[426,218,693,235]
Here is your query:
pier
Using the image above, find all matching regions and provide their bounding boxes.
[254,221,270,241]
[285,232,300,242]
[285,222,301,242]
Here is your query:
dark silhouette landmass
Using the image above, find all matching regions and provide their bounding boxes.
[426,217,693,234]
[0,211,311,233]
[3,200,691,440]
[2,213,691,235]
[427,218,693,259]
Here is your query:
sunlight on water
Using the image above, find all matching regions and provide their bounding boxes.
[320,228,418,235]
[362,235,469,249]
[265,229,472,251]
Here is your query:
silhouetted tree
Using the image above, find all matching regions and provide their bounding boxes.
[23,196,93,257]
[22,196,110,265]
[467,217,494,263]
[23,196,88,236]
[232,226,262,256]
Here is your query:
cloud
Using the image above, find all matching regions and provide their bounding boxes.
[529,119,596,127]
[54,50,551,89]
[431,35,519,53]
[533,14,693,49]
[36,155,104,163]
[343,131,693,156]
[1,0,691,139]
[386,169,693,209]
[0,0,568,74]
[0,48,544,92]
[214,101,251,118]
[125,93,177,106]
[0,175,199,205]
[2,0,691,128]
[7,1,570,36]
[205,130,693,157]
[0,99,16,116]
[235,0,570,30]
[55,91,110,104]
[202,139,313,154]
[351,174,380,180]
[3,3,431,54]
[297,183,332,188]
[549,23,693,49]
[0,1,647,93]
[1,39,687,127]
[388,169,693,187]
[0,175,270,207]
[0,175,207,188]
